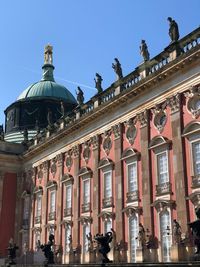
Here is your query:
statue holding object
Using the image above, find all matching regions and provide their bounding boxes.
[40,234,55,264]
[94,231,113,263]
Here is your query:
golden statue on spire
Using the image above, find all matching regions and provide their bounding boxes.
[44,44,53,64]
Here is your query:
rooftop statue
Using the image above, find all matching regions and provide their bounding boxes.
[76,86,84,106]
[112,58,123,80]
[168,17,179,43]
[188,207,200,254]
[44,44,53,64]
[94,73,103,94]
[140,40,150,61]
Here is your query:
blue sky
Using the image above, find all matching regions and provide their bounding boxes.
[0,0,199,125]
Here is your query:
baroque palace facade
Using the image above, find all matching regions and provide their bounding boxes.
[0,26,200,264]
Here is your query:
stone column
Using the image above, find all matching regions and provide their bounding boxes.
[112,124,123,243]
[91,135,99,235]
[137,110,153,232]
[56,153,63,247]
[41,160,49,243]
[167,94,188,232]
[72,145,80,249]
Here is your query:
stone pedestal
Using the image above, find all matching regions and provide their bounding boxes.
[171,244,187,261]
[143,248,158,262]
[136,246,144,262]
[89,249,96,263]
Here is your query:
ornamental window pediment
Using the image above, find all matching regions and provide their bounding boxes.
[149,135,171,151]
[98,157,114,170]
[151,199,175,211]
[98,211,115,221]
[33,186,43,195]
[46,180,57,190]
[182,121,200,138]
[61,174,74,184]
[122,205,142,217]
[121,147,140,161]
[187,191,200,207]
[78,167,93,178]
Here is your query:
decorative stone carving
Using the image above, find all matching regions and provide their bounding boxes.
[125,118,137,145]
[38,165,44,181]
[152,103,167,133]
[90,135,99,150]
[83,141,91,164]
[78,216,92,225]
[56,153,63,166]
[65,151,73,171]
[137,110,148,128]
[184,85,200,119]
[167,93,180,113]
[50,158,57,178]
[103,131,112,155]
[122,206,142,217]
[72,145,79,158]
[43,160,49,172]
[111,123,121,139]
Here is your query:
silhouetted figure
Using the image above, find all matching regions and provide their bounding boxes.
[76,86,84,106]
[60,101,65,118]
[94,232,113,263]
[188,207,200,254]
[112,58,123,80]
[168,17,179,43]
[7,238,18,265]
[40,234,55,264]
[140,40,150,61]
[94,73,103,93]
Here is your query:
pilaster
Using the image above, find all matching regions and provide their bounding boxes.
[72,145,80,249]
[42,160,49,243]
[55,153,63,246]
[112,123,124,243]
[137,110,153,232]
[90,135,99,235]
[167,94,188,232]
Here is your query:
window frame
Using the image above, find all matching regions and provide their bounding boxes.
[156,150,170,185]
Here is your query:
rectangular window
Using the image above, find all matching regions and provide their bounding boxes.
[104,219,112,234]
[83,224,90,253]
[127,162,137,192]
[36,194,42,217]
[192,141,200,175]
[83,179,90,204]
[157,151,169,184]
[50,191,56,212]
[104,171,112,198]
[66,185,72,209]
[65,225,71,253]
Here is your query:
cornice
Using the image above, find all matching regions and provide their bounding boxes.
[23,46,200,161]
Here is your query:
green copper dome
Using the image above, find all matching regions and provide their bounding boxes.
[17,45,76,104]
[17,79,76,103]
